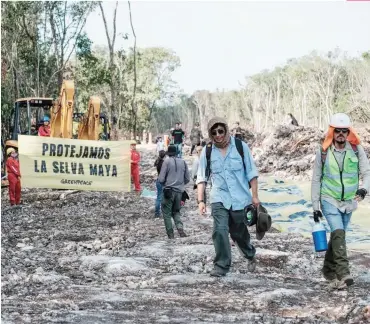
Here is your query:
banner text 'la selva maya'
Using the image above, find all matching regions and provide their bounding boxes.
[18,135,131,191]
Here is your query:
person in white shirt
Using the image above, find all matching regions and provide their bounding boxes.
[192,146,202,182]
[192,146,206,203]
[156,137,165,153]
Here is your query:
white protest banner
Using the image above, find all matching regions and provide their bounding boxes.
[18,135,131,191]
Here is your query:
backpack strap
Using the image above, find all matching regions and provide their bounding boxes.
[235,138,246,172]
[321,147,327,169]
[350,143,359,158]
[350,143,360,177]
[205,142,213,181]
[235,138,251,189]
[205,139,248,183]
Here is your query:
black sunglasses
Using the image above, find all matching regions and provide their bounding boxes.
[334,128,349,134]
[211,128,225,136]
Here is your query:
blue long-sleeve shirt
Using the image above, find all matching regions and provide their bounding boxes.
[196,136,259,211]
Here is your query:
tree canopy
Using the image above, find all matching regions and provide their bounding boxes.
[2,1,369,141]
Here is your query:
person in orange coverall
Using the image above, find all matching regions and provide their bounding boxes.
[130,142,141,192]
[38,116,51,137]
[6,147,21,205]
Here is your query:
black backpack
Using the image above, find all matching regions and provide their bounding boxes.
[205,138,249,187]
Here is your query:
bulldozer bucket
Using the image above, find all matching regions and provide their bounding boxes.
[78,96,101,141]
[50,80,75,138]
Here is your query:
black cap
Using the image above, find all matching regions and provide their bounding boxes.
[167,145,177,156]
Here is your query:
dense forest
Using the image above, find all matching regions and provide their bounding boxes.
[2,1,370,140]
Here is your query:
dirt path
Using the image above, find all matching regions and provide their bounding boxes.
[1,148,369,323]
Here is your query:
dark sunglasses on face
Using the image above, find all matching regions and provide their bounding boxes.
[211,128,225,136]
[334,128,349,134]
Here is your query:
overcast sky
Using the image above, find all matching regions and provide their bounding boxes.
[85,1,370,94]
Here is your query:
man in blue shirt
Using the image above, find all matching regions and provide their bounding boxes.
[197,117,260,277]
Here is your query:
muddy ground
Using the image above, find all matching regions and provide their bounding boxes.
[1,149,370,324]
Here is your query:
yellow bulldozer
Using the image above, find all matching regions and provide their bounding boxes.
[2,96,53,187]
[1,80,110,186]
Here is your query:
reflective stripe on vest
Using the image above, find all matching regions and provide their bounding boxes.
[321,148,359,200]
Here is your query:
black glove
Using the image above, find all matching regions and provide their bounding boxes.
[313,210,323,223]
[356,188,367,200]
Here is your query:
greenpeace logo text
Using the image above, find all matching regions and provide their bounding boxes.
[60,179,93,186]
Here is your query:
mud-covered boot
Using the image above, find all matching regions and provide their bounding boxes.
[247,257,257,272]
[337,274,354,289]
[328,278,339,290]
[177,228,187,238]
[167,231,175,239]
[328,275,354,290]
[210,267,227,277]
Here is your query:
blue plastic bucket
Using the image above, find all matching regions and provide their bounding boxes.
[312,223,328,252]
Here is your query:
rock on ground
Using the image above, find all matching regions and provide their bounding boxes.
[1,147,370,324]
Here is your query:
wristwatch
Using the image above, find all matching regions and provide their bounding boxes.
[197,199,204,204]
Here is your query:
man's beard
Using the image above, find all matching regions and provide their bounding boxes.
[335,137,345,144]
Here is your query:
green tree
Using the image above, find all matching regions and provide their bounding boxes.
[74,44,181,137]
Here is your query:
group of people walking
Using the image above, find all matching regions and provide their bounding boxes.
[5,111,370,290]
[153,121,205,236]
[8,111,367,291]
[149,113,369,290]
[151,117,265,277]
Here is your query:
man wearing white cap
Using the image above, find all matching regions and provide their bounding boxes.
[311,113,370,289]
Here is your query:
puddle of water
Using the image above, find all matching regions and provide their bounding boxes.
[260,176,370,252]
[140,187,157,199]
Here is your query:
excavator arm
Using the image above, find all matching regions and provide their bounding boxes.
[77,96,101,141]
[50,80,75,138]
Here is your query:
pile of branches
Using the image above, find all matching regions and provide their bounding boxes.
[250,124,370,178]
[250,125,324,177]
